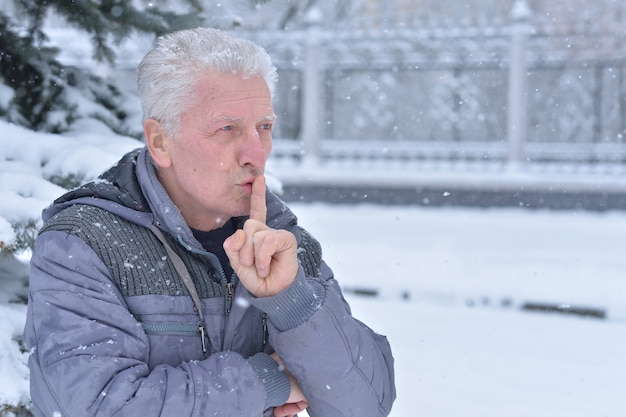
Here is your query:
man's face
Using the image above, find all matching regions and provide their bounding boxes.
[152,71,274,231]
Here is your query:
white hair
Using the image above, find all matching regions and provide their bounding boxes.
[137,27,278,136]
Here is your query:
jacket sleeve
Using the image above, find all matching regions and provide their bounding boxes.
[23,231,273,417]
[248,227,397,417]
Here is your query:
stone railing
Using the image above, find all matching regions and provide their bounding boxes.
[234,0,626,169]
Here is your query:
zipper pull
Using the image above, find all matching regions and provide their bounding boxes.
[198,324,207,353]
[224,282,235,315]
[261,313,268,348]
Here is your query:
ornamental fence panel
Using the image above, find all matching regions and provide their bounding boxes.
[235,11,626,168]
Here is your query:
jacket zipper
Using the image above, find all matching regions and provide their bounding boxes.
[174,232,257,351]
[141,322,208,353]
[176,234,236,319]
[224,281,235,316]
[198,324,208,353]
[260,313,268,350]
[140,322,202,333]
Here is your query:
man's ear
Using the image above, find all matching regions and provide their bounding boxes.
[144,118,172,168]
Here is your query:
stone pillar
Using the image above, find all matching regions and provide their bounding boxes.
[506,0,532,169]
[301,9,324,166]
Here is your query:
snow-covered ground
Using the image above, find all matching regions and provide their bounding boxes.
[293,203,626,417]
[1,118,625,415]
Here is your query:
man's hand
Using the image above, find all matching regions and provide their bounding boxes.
[271,353,308,417]
[224,175,299,297]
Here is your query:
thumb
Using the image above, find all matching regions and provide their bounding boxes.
[223,229,245,258]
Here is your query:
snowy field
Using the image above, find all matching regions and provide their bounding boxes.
[1,121,625,415]
[291,203,626,417]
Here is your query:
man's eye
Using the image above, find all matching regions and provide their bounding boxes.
[260,123,272,130]
[221,125,233,131]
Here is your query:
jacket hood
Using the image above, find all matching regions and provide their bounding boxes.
[52,147,148,211]
[42,147,154,226]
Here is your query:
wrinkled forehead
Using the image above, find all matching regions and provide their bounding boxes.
[191,70,270,99]
[180,76,273,126]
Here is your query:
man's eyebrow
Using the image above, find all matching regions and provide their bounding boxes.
[215,115,241,122]
[212,115,275,122]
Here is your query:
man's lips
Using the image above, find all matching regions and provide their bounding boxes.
[239,178,256,193]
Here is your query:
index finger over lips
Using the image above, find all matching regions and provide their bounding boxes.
[249,175,267,224]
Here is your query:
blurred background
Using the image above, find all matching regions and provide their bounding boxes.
[5,0,625,208]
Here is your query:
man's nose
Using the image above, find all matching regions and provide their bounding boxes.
[239,128,270,167]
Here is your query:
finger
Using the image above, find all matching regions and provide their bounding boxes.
[223,229,245,266]
[240,220,263,268]
[249,175,267,225]
[253,229,293,278]
[252,230,272,278]
[273,401,308,417]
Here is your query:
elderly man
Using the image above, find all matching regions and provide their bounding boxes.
[24,27,395,417]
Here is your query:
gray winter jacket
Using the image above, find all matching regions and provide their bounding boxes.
[24,147,395,417]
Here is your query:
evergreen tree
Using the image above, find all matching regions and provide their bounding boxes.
[0,0,221,135]
[0,12,73,133]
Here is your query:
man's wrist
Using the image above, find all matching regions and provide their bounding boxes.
[250,266,325,331]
